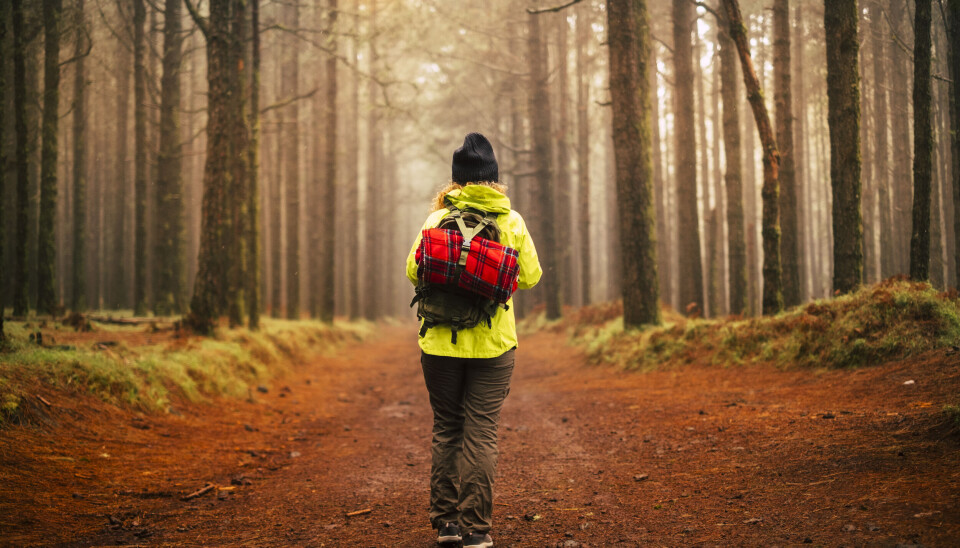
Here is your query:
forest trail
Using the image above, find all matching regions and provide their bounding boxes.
[2,326,959,547]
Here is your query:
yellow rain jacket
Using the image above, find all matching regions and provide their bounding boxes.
[406,185,542,358]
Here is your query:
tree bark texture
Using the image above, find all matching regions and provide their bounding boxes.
[0,0,7,336]
[824,0,864,294]
[528,8,561,320]
[227,0,250,327]
[37,0,63,315]
[651,42,669,311]
[347,0,360,319]
[673,0,704,316]
[71,0,87,312]
[774,0,799,307]
[723,0,783,315]
[154,0,185,315]
[607,0,660,327]
[112,32,131,310]
[555,15,575,306]
[364,0,381,320]
[909,0,933,281]
[889,0,912,274]
[720,19,746,316]
[11,0,32,316]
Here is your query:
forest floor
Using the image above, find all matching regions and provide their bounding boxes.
[1,324,959,547]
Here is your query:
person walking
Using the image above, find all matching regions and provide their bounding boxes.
[406,133,542,548]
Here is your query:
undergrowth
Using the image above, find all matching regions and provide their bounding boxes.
[539,279,960,372]
[0,318,370,423]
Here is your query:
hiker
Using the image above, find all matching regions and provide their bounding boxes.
[406,133,542,548]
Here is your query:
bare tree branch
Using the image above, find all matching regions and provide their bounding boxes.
[183,0,209,38]
[527,0,584,15]
[260,88,320,115]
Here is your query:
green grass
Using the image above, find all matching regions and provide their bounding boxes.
[944,404,960,428]
[550,279,960,371]
[0,318,371,423]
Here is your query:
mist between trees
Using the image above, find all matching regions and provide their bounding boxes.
[0,0,957,334]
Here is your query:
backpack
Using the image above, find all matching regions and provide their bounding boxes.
[411,201,520,344]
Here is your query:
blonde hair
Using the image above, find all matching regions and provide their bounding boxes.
[432,181,509,211]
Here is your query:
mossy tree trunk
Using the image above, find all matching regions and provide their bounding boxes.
[824,0,864,294]
[607,0,660,327]
[722,0,783,316]
[71,0,87,312]
[528,6,561,320]
[909,0,933,281]
[673,0,704,317]
[227,0,249,327]
[719,20,746,316]
[37,0,64,316]
[774,0,799,308]
[154,0,185,316]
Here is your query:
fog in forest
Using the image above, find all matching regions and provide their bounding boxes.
[0,0,957,329]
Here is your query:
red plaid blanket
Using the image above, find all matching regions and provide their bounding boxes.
[416,228,520,304]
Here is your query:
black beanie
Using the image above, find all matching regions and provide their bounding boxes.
[452,132,499,184]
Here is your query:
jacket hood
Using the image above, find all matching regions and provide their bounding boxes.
[444,184,512,214]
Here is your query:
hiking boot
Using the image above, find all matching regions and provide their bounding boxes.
[437,521,461,545]
[462,531,494,548]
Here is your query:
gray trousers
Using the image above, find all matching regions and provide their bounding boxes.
[420,349,515,534]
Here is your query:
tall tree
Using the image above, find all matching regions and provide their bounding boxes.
[889,0,912,273]
[133,0,148,315]
[910,0,933,281]
[247,0,261,329]
[36,0,64,315]
[722,0,783,315]
[576,4,591,305]
[71,0,88,311]
[824,0,864,294]
[949,0,960,286]
[0,0,7,337]
[774,0,799,307]
[346,0,360,319]
[154,0,186,315]
[607,0,659,327]
[12,0,30,317]
[363,0,380,320]
[555,14,575,305]
[720,13,746,315]
[528,7,561,320]
[873,0,894,279]
[319,0,338,324]
[111,16,132,310]
[283,1,300,320]
[673,0,703,316]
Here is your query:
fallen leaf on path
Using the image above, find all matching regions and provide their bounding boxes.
[743,518,762,524]
[914,511,941,518]
[633,474,648,482]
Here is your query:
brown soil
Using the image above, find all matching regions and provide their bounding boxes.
[1,325,958,547]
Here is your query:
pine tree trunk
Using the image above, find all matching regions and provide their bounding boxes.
[576,5,592,306]
[37,0,63,315]
[793,3,810,299]
[910,0,933,281]
[270,106,282,316]
[651,42,669,310]
[889,0,912,274]
[949,0,960,287]
[133,0,148,315]
[227,0,249,327]
[0,0,7,337]
[824,0,864,293]
[71,0,87,312]
[320,0,338,324]
[347,0,360,319]
[694,30,710,316]
[872,1,894,280]
[364,0,380,320]
[154,0,185,315]
[720,18,746,316]
[711,36,725,316]
[112,33,131,310]
[528,8,561,320]
[722,0,783,315]
[283,0,300,320]
[247,0,261,329]
[555,15,574,306]
[673,0,704,316]
[607,0,659,327]
[774,0,799,307]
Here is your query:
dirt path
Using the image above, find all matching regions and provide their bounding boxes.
[2,326,959,547]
